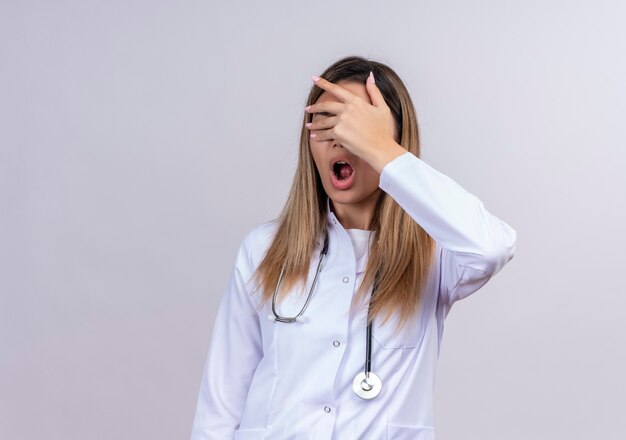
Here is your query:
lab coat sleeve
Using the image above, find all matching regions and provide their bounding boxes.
[190,228,263,439]
[378,151,517,304]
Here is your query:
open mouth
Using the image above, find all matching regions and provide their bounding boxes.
[332,160,354,181]
[329,159,356,190]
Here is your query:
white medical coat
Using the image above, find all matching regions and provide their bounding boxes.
[191,151,517,439]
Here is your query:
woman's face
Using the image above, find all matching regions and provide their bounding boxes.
[308,80,397,210]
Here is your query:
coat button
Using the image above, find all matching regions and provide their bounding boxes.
[324,406,331,413]
[343,276,349,283]
[333,340,340,347]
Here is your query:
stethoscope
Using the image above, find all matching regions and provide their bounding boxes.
[269,230,383,400]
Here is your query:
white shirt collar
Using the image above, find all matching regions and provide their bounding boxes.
[326,196,338,226]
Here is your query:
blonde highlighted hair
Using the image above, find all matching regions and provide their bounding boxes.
[250,55,436,334]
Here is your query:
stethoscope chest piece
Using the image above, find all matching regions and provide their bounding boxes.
[352,371,382,400]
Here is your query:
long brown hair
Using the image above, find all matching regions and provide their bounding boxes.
[250,55,436,335]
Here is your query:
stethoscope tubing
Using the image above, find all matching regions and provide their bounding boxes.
[271,232,329,323]
[270,229,383,399]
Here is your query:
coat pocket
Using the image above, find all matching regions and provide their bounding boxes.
[233,427,266,440]
[387,423,434,440]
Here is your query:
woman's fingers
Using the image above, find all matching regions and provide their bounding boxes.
[311,76,355,103]
[306,115,338,131]
[305,101,343,116]
[309,126,336,142]
[304,73,395,154]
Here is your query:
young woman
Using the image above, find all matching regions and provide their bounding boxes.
[191,56,517,440]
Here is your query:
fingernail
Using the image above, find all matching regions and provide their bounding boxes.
[311,75,320,82]
[305,122,312,128]
[304,105,311,111]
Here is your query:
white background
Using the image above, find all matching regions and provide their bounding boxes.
[1,1,625,439]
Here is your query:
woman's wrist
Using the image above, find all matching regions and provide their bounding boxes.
[368,138,408,174]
